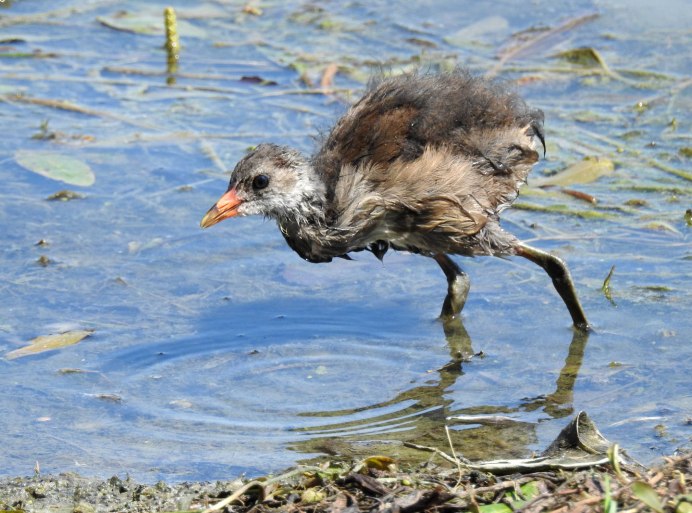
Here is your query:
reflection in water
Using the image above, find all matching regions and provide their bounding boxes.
[291,318,590,463]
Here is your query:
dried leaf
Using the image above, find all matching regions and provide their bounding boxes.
[16,150,95,186]
[6,330,94,360]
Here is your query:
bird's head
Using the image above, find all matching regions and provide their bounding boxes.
[200,143,323,228]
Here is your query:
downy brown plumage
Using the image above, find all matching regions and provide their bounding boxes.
[201,70,589,330]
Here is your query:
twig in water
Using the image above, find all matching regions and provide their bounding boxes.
[487,13,599,78]
[403,441,460,466]
[2,93,156,129]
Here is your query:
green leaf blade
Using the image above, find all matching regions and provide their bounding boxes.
[15,150,95,186]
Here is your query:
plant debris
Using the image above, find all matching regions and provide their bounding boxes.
[46,189,85,201]
[0,451,688,513]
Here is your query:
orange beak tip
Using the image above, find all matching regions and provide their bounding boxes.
[200,188,243,229]
[200,207,219,229]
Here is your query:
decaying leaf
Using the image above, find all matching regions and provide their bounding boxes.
[46,190,85,201]
[5,330,94,360]
[240,75,278,86]
[554,47,608,68]
[15,150,95,186]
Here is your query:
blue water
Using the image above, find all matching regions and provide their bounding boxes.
[0,0,689,482]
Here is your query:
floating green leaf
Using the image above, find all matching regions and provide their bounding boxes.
[15,150,95,186]
[5,330,94,360]
[536,156,615,187]
[631,481,665,513]
[97,10,206,38]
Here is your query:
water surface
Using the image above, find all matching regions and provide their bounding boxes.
[0,0,690,482]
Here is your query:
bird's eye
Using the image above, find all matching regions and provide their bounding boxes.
[252,174,270,190]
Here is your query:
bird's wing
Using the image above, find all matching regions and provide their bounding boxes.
[313,94,420,196]
[314,71,544,199]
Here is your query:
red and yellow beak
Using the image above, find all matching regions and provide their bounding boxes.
[200,187,243,229]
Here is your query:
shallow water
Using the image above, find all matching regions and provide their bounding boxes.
[0,0,690,482]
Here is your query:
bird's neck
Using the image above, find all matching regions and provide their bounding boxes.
[273,168,345,262]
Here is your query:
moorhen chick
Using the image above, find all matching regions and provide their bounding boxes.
[201,70,589,330]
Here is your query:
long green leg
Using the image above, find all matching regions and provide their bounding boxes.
[515,243,590,331]
[433,254,470,320]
